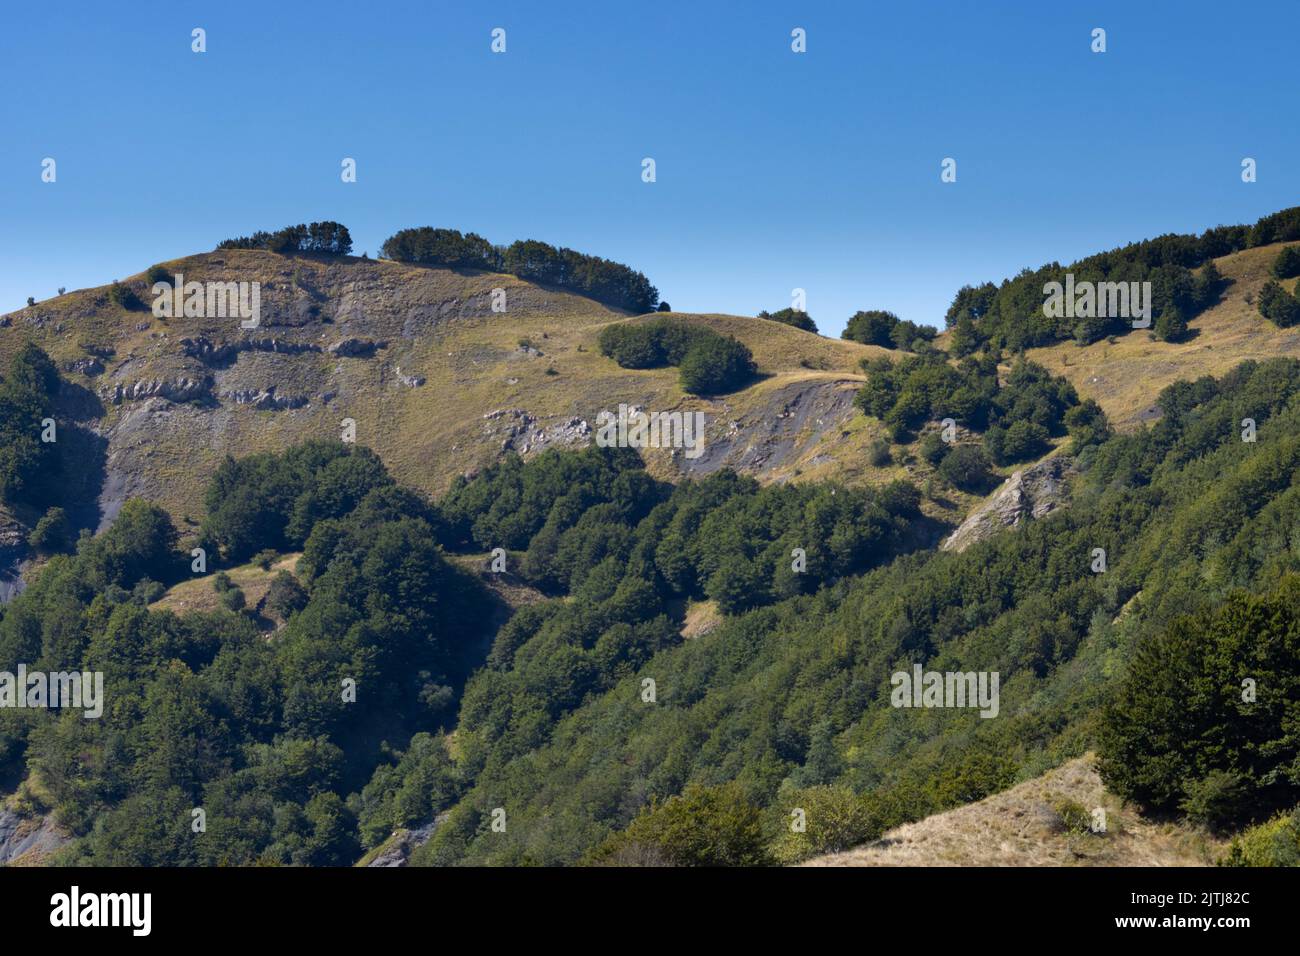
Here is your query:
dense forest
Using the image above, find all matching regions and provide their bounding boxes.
[217,221,354,256]
[380,227,659,314]
[944,205,1300,352]
[3,334,1300,865]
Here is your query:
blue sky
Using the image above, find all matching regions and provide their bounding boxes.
[2,0,1297,337]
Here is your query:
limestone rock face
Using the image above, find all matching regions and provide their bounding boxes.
[0,809,71,864]
[221,386,309,410]
[364,817,443,867]
[181,335,320,365]
[103,376,212,405]
[941,456,1076,553]
[327,337,385,357]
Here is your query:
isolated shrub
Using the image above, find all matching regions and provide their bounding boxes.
[937,444,993,491]
[919,431,950,466]
[678,335,755,395]
[867,438,893,467]
[107,281,142,310]
[1271,246,1300,279]
[220,587,246,612]
[145,264,171,286]
[28,506,71,554]
[759,308,817,333]
[132,578,166,605]
[1258,280,1300,327]
[1194,260,1225,309]
[213,571,234,594]
[657,301,672,313]
[1155,304,1189,342]
[265,570,308,620]
[253,549,278,571]
[1053,798,1095,836]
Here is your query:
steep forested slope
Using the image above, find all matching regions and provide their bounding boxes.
[4,353,1300,866]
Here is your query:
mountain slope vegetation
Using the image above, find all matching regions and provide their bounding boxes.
[5,212,1300,866]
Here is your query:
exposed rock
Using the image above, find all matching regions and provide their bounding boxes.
[395,366,425,388]
[181,335,320,366]
[0,515,24,551]
[0,809,71,864]
[64,357,104,376]
[365,817,443,867]
[482,409,590,456]
[103,375,212,405]
[221,386,309,411]
[677,380,859,477]
[0,509,28,602]
[328,337,385,357]
[941,456,1076,553]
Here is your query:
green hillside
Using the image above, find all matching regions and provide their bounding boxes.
[5,212,1300,868]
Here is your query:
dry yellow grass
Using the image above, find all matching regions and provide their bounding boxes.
[442,552,549,610]
[680,599,722,639]
[805,755,1225,867]
[7,240,1299,538]
[1024,242,1300,429]
[0,252,890,527]
[149,552,301,617]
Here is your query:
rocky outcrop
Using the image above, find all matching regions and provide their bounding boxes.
[941,456,1076,553]
[221,386,309,411]
[103,376,212,405]
[482,409,591,455]
[364,817,442,867]
[678,379,860,477]
[181,335,319,366]
[328,337,385,358]
[0,809,71,864]
[64,357,104,376]
[0,511,29,603]
[395,367,425,388]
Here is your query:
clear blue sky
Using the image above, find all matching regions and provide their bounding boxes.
[2,0,1297,337]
